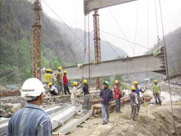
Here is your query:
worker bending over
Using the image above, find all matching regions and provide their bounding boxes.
[8,78,52,136]
[129,86,138,121]
[114,80,122,113]
[82,79,90,110]
[48,82,58,95]
[153,80,162,105]
[99,81,113,125]
[71,82,79,105]
[63,70,71,95]
[56,66,63,94]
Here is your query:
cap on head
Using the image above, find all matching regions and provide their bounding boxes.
[83,79,88,84]
[133,81,138,85]
[114,80,119,84]
[73,82,78,86]
[21,78,45,98]
[48,82,52,86]
[103,81,109,87]
[64,70,67,74]
[131,86,136,91]
[58,67,62,70]
[154,80,158,83]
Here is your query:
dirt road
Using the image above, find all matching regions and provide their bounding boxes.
[69,103,181,136]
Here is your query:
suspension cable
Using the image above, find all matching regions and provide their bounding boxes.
[158,0,178,135]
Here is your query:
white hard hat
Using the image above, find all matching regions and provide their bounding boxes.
[21,78,45,97]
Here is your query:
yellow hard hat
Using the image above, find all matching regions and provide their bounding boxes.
[49,69,53,72]
[64,70,67,74]
[114,80,119,84]
[58,67,62,70]
[48,82,52,86]
[131,86,136,91]
[46,68,50,72]
[154,80,158,83]
[73,82,78,86]
[133,81,138,85]
[83,79,88,84]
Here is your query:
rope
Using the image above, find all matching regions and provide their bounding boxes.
[108,9,134,52]
[158,0,178,135]
[100,30,151,50]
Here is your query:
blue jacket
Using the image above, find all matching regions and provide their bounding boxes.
[8,104,52,136]
[99,88,113,105]
[135,86,144,98]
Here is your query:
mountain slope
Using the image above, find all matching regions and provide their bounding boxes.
[149,27,181,77]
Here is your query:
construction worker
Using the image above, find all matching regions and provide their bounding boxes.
[71,82,78,105]
[82,79,90,110]
[48,82,58,95]
[114,80,122,113]
[56,67,63,94]
[8,78,52,136]
[44,68,51,84]
[129,86,138,121]
[153,80,162,105]
[49,69,54,83]
[63,70,71,95]
[99,81,113,125]
[133,81,145,115]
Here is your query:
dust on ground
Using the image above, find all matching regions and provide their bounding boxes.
[69,103,181,136]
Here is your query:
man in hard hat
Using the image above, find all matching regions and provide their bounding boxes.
[129,86,138,121]
[63,70,70,95]
[71,82,79,105]
[133,81,145,115]
[56,67,63,94]
[8,78,52,136]
[49,69,54,83]
[44,69,51,85]
[114,80,122,113]
[48,82,58,95]
[99,81,113,125]
[153,80,162,105]
[82,79,90,110]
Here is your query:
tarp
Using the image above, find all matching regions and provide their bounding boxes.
[84,0,137,15]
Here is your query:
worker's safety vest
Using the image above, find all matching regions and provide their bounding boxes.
[153,85,161,94]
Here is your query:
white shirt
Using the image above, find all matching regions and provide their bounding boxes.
[71,87,77,99]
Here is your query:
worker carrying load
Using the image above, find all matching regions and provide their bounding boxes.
[99,81,113,125]
[8,78,52,136]
[82,79,90,110]
[133,81,146,115]
[44,68,51,84]
[129,86,138,121]
[114,80,122,113]
[63,70,71,95]
[153,80,162,105]
[48,82,58,95]
[71,82,79,105]
[56,67,63,94]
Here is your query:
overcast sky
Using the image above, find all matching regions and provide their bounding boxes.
[41,0,181,56]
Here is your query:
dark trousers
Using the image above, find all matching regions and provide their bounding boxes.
[154,93,162,105]
[64,84,70,94]
[115,99,120,113]
[57,81,62,94]
[131,104,137,120]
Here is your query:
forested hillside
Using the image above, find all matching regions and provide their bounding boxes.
[150,27,181,77]
[0,0,77,84]
[0,0,127,85]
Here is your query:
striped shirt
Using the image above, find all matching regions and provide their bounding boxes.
[8,104,52,136]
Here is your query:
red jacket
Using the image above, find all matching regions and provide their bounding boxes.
[114,85,122,100]
[63,75,68,85]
